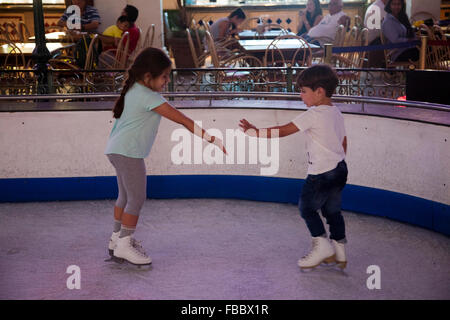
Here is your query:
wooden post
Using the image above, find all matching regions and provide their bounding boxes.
[419,35,427,70]
[324,43,333,65]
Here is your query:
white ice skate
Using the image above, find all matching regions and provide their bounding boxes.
[331,239,347,269]
[298,236,335,270]
[108,231,120,256]
[113,235,152,266]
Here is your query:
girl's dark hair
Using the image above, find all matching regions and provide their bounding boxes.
[306,0,323,22]
[113,47,172,119]
[124,4,139,23]
[229,8,246,20]
[297,64,339,97]
[385,0,414,38]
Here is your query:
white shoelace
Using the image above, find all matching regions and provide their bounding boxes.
[130,238,148,257]
[301,238,320,260]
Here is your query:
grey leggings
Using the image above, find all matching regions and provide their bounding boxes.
[107,154,146,216]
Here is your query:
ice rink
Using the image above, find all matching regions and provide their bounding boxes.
[1,198,449,300]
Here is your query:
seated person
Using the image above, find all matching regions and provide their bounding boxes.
[121,4,140,54]
[381,0,419,62]
[364,0,387,67]
[102,16,130,51]
[210,8,246,42]
[297,0,323,37]
[364,0,387,44]
[98,5,140,68]
[58,0,101,32]
[304,0,350,46]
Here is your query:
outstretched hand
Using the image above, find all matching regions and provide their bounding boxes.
[239,119,258,137]
[210,136,227,155]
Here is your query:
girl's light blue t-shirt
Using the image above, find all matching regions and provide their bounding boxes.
[105,82,166,158]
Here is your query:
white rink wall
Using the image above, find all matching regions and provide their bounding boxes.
[0,108,449,205]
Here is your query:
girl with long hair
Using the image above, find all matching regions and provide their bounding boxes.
[105,47,226,266]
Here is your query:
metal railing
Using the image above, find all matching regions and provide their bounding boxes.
[0,66,409,99]
[1,91,448,113]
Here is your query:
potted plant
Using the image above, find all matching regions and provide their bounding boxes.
[165,0,205,68]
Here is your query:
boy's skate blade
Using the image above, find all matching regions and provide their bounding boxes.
[105,256,153,270]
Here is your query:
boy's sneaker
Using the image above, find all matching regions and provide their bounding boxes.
[108,231,120,256]
[331,239,347,269]
[298,236,335,270]
[113,235,152,266]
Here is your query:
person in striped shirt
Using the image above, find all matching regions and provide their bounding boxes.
[58,0,101,32]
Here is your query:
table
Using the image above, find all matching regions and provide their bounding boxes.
[238,29,296,40]
[30,32,69,42]
[238,38,321,66]
[0,42,75,66]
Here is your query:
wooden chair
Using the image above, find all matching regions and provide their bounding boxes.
[48,34,105,93]
[0,41,35,94]
[18,22,31,42]
[143,24,155,48]
[98,31,130,69]
[186,28,209,68]
[264,35,312,92]
[332,28,369,95]
[420,25,450,70]
[204,30,263,91]
[380,30,418,69]
[263,34,312,68]
[4,23,22,42]
[310,24,346,63]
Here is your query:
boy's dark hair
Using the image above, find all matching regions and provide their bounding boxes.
[117,15,128,23]
[296,64,339,97]
[124,5,139,23]
[229,8,246,20]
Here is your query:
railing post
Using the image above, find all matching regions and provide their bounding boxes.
[324,43,333,65]
[419,35,428,70]
[286,65,293,92]
[168,70,174,101]
[32,0,51,95]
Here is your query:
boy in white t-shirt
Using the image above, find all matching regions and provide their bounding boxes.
[239,64,348,270]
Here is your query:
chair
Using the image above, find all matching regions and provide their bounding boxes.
[4,23,22,42]
[263,34,312,68]
[186,28,209,68]
[2,41,26,70]
[204,30,263,91]
[0,41,34,95]
[99,31,130,69]
[48,34,106,93]
[18,22,31,42]
[264,35,312,92]
[420,25,450,70]
[332,28,369,95]
[142,24,155,49]
[380,30,418,69]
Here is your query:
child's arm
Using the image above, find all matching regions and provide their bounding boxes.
[154,103,227,154]
[239,119,299,138]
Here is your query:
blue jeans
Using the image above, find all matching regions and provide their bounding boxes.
[299,160,348,241]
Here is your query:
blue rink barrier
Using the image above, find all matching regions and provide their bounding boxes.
[0,175,448,236]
